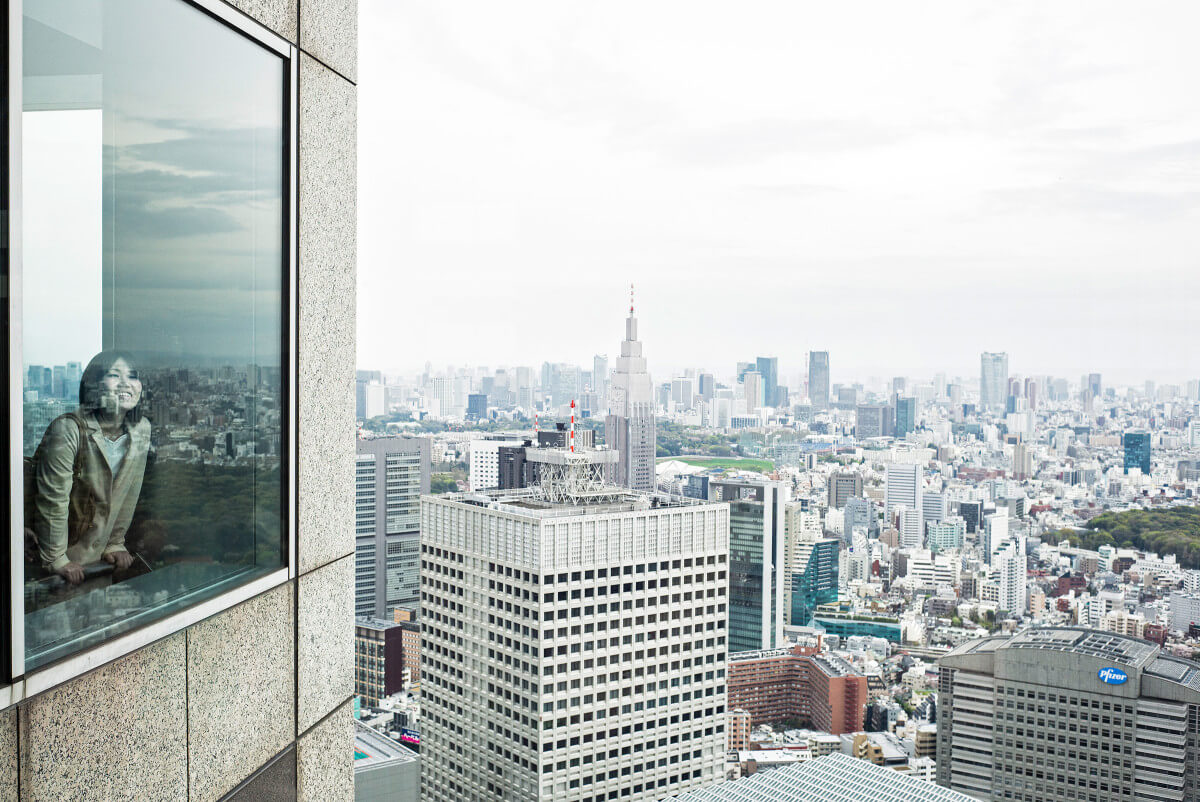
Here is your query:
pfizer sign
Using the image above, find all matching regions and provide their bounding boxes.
[1098,667,1129,685]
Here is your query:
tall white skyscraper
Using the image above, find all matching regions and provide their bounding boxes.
[420,452,729,802]
[885,462,922,525]
[983,511,1010,566]
[605,294,657,491]
[980,352,1009,412]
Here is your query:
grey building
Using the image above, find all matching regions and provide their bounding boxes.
[980,352,1009,412]
[605,305,657,492]
[828,472,863,509]
[756,356,779,408]
[856,403,895,439]
[937,627,1200,801]
[2,1,359,798]
[356,437,431,619]
[844,496,877,541]
[809,351,830,410]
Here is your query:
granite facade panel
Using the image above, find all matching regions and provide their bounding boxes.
[299,0,357,81]
[0,708,15,802]
[298,53,357,575]
[224,0,298,43]
[298,555,354,734]
[297,700,354,802]
[18,634,188,801]
[187,584,295,801]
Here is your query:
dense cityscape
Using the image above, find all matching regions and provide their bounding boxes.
[349,302,1200,800]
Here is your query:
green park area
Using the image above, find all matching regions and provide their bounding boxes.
[656,455,775,474]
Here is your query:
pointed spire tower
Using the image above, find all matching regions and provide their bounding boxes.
[605,284,657,491]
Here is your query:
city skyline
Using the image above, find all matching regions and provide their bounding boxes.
[360,2,1200,384]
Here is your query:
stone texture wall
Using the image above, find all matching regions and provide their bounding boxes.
[0,1,358,799]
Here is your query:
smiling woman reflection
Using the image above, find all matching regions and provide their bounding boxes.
[27,351,152,588]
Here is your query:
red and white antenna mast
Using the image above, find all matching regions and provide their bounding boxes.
[630,282,634,315]
[569,400,576,452]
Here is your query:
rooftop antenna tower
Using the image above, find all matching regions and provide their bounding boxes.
[570,399,576,453]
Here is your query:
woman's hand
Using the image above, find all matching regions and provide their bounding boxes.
[56,562,85,584]
[103,551,134,571]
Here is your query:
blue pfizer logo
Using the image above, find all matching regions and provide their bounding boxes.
[1098,667,1129,685]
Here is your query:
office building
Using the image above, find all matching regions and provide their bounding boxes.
[937,628,1200,801]
[744,371,765,412]
[957,500,984,533]
[420,450,729,802]
[809,351,830,410]
[357,437,431,619]
[2,2,358,796]
[355,618,407,707]
[469,436,528,491]
[1123,430,1152,475]
[897,506,924,550]
[980,352,1009,412]
[856,403,894,439]
[466,392,488,420]
[827,472,863,509]
[605,302,657,492]
[1169,592,1200,633]
[927,517,966,553]
[355,722,422,802]
[698,372,715,400]
[756,356,780,408]
[727,645,867,734]
[672,377,695,409]
[843,496,877,541]
[668,752,977,802]
[895,396,916,437]
[885,462,922,524]
[922,491,947,527]
[787,538,840,627]
[716,480,790,652]
[593,354,608,403]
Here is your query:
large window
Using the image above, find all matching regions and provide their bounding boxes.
[11,0,293,676]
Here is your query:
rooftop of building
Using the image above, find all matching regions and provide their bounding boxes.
[430,483,716,519]
[664,752,977,802]
[353,722,418,772]
[945,626,1196,674]
[355,617,403,632]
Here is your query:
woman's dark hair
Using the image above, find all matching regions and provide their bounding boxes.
[79,350,144,423]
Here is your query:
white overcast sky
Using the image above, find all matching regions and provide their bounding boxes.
[358,1,1200,387]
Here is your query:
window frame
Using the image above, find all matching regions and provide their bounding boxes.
[3,0,299,704]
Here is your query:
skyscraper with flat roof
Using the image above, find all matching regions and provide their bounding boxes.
[1124,430,1151,474]
[937,627,1200,801]
[420,453,729,802]
[756,356,779,407]
[809,351,830,410]
[716,479,789,652]
[980,352,1009,412]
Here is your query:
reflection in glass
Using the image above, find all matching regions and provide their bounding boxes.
[21,0,286,669]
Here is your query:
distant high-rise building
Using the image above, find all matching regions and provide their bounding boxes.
[420,458,729,801]
[896,505,923,550]
[788,538,840,626]
[743,370,764,412]
[593,353,608,403]
[980,352,1009,412]
[885,462,922,524]
[828,472,864,509]
[698,372,715,400]
[895,396,916,437]
[465,392,488,420]
[671,376,695,410]
[1123,430,1151,475]
[605,299,657,491]
[994,537,1026,614]
[356,437,430,619]
[937,628,1200,801]
[922,491,947,527]
[855,403,894,439]
[1087,372,1102,399]
[756,356,779,407]
[717,479,790,652]
[809,351,830,410]
[927,517,966,553]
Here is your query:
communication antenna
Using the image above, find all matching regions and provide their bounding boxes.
[630,283,634,314]
[570,399,576,453]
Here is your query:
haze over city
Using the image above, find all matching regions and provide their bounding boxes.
[360,1,1200,383]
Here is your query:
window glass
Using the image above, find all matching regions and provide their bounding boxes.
[20,0,286,669]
